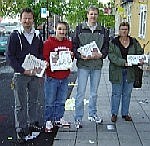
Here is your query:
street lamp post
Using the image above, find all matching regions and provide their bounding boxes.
[46,0,49,39]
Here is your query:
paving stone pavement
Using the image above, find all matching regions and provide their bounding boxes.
[53,59,150,146]
[0,58,150,146]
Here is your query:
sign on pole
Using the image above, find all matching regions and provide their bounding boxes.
[41,8,47,18]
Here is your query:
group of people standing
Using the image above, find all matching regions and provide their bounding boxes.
[7,5,144,142]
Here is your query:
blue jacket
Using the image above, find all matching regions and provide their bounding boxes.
[7,30,43,73]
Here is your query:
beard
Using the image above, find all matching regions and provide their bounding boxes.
[23,24,33,32]
[25,25,32,29]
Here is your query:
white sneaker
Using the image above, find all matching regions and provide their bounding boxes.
[55,118,71,128]
[75,120,82,129]
[88,115,103,124]
[45,121,53,132]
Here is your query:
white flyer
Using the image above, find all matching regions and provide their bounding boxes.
[50,49,73,71]
[127,55,149,65]
[22,54,47,77]
[77,41,101,57]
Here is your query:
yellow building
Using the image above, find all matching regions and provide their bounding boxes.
[115,0,150,54]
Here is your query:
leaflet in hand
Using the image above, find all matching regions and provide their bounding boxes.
[77,41,101,57]
[22,54,47,77]
[127,55,149,65]
[50,47,73,71]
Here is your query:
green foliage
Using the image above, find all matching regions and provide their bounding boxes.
[0,0,115,29]
[98,15,115,29]
[65,0,115,29]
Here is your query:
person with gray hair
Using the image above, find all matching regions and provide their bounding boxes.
[73,5,109,128]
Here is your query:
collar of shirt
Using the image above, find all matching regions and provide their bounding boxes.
[86,22,97,33]
[18,25,40,37]
[16,25,40,45]
[20,26,35,44]
[18,25,35,34]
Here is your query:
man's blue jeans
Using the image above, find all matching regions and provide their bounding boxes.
[74,68,101,121]
[13,74,42,130]
[44,76,68,122]
[111,69,133,116]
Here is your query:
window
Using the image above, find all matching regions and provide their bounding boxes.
[126,4,132,24]
[139,4,147,39]
[123,3,132,26]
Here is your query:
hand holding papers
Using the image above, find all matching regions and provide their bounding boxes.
[77,41,102,59]
[127,55,149,66]
[50,47,73,71]
[22,54,47,77]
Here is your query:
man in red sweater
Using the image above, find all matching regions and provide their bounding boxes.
[43,21,73,132]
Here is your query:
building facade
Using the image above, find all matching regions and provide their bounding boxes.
[115,0,150,54]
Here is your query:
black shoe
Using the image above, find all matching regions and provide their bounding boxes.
[111,114,117,122]
[122,115,132,121]
[29,122,44,133]
[16,131,26,144]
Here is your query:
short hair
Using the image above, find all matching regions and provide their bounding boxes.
[119,22,130,31]
[55,21,68,30]
[20,8,34,19]
[86,5,99,14]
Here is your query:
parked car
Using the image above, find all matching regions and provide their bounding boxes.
[0,24,6,33]
[0,33,9,55]
[0,22,20,34]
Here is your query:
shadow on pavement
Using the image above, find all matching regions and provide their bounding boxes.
[0,70,77,146]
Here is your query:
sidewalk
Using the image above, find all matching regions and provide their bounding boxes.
[53,59,150,146]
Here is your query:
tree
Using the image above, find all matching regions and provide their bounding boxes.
[0,0,115,29]
[0,0,32,16]
[64,0,115,29]
[65,0,99,27]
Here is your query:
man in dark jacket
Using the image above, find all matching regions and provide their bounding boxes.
[7,8,44,142]
[73,5,109,128]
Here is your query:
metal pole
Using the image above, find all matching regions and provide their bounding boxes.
[43,24,45,41]
[47,0,49,39]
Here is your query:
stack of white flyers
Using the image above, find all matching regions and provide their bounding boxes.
[50,47,72,71]
[78,41,101,57]
[127,55,149,66]
[22,54,47,77]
